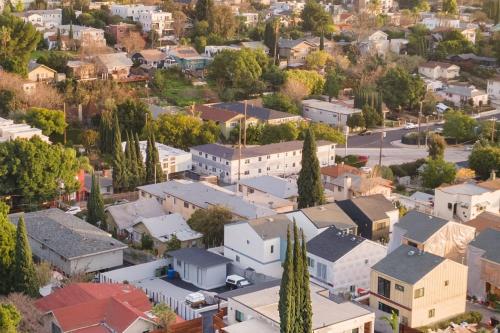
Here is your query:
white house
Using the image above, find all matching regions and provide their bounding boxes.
[421,17,460,30]
[138,11,173,35]
[110,4,157,20]
[487,77,500,101]
[434,179,500,223]
[190,140,336,184]
[9,209,127,276]
[18,9,62,29]
[438,84,488,107]
[168,247,231,289]
[418,61,460,80]
[0,117,50,143]
[306,227,387,295]
[359,30,389,56]
[302,99,362,127]
[239,12,259,27]
[58,25,106,48]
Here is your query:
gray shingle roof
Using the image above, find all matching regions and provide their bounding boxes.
[301,203,358,230]
[350,194,396,221]
[469,228,500,264]
[213,102,302,121]
[167,248,232,268]
[247,214,295,240]
[307,227,365,263]
[395,211,449,243]
[372,244,445,284]
[106,198,167,230]
[9,209,126,260]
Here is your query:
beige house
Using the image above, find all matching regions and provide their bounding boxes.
[330,173,392,201]
[27,63,56,82]
[194,104,258,139]
[95,52,133,80]
[370,245,467,331]
[278,38,318,67]
[418,61,460,80]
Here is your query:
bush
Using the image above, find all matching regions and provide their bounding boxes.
[418,312,482,332]
[141,234,154,250]
[401,131,426,145]
[389,159,426,178]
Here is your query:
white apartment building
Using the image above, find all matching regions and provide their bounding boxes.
[58,25,106,48]
[487,77,500,101]
[190,141,336,184]
[0,117,50,142]
[421,17,460,30]
[418,61,460,80]
[302,99,362,127]
[138,11,173,35]
[122,141,191,178]
[110,4,157,21]
[434,180,500,223]
[18,9,62,29]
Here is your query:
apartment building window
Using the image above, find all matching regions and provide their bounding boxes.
[414,288,425,298]
[350,285,356,293]
[205,153,208,158]
[378,302,399,315]
[377,277,391,298]
[198,162,202,167]
[395,284,404,292]
[183,202,189,208]
[307,257,315,268]
[448,203,453,210]
[267,166,271,171]
[235,310,244,322]
[226,161,229,165]
[244,170,250,175]
[292,163,296,167]
[245,159,250,164]
[428,309,435,318]
[352,329,359,333]
[267,155,270,159]
[212,167,216,172]
[212,156,216,161]
[270,245,274,253]
[316,262,327,280]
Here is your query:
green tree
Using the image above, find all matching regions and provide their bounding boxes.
[115,99,151,137]
[279,226,295,333]
[301,0,332,34]
[380,311,399,333]
[145,132,164,184]
[86,172,105,228]
[194,36,207,54]
[166,234,181,251]
[195,0,213,22]
[36,51,69,73]
[297,128,325,208]
[362,104,382,128]
[421,158,456,188]
[260,122,299,144]
[112,114,128,192]
[124,132,140,189]
[262,93,299,114]
[377,67,426,111]
[12,217,38,297]
[468,145,500,180]
[443,110,477,143]
[300,231,312,333]
[152,303,176,330]
[141,234,153,250]
[292,223,303,330]
[323,69,344,101]
[0,303,20,333]
[264,19,279,61]
[0,90,17,117]
[301,122,346,144]
[23,107,66,137]
[0,14,41,76]
[284,70,325,95]
[428,133,446,160]
[347,113,365,129]
[99,110,114,154]
[187,206,232,247]
[0,202,15,295]
[305,50,331,71]
[209,5,238,39]
[442,0,458,14]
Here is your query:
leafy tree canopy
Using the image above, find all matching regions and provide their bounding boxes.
[377,66,425,111]
[421,158,456,188]
[22,107,66,137]
[468,144,500,180]
[443,110,477,143]
[284,70,325,96]
[187,206,232,247]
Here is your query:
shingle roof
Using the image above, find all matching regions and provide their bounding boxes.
[246,214,295,240]
[9,209,127,260]
[469,228,500,264]
[96,52,133,69]
[394,211,449,243]
[331,173,392,192]
[465,212,500,233]
[307,227,365,262]
[134,49,167,62]
[194,104,241,122]
[301,203,358,230]
[106,198,167,230]
[320,164,361,178]
[134,213,202,242]
[167,247,232,268]
[372,244,445,284]
[213,102,302,121]
[349,194,396,221]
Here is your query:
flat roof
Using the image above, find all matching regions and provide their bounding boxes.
[300,203,357,230]
[239,175,298,199]
[302,99,362,115]
[167,248,232,268]
[223,318,279,333]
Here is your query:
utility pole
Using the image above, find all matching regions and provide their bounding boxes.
[417,101,423,149]
[63,103,67,145]
[491,117,497,142]
[238,118,242,181]
[378,110,386,167]
[243,100,247,147]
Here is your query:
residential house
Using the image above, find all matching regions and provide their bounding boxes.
[239,41,270,54]
[9,209,127,275]
[83,171,113,198]
[396,191,434,214]
[17,9,62,29]
[302,99,363,127]
[105,198,167,236]
[58,25,106,49]
[0,117,50,142]
[421,17,460,30]
[464,211,500,234]
[190,140,336,184]
[27,62,57,82]
[389,211,476,263]
[137,180,278,220]
[138,11,173,35]
[212,102,303,125]
[466,228,500,301]
[278,38,318,67]
[132,213,203,255]
[168,247,232,289]
[67,60,96,80]
[237,175,298,202]
[487,76,500,101]
[194,104,258,139]
[218,281,375,333]
[239,12,259,27]
[447,53,497,67]
[224,203,357,278]
[35,283,158,333]
[131,49,167,68]
[168,46,211,71]
[106,22,137,45]
[306,226,387,295]
[434,179,500,222]
[359,30,390,56]
[320,163,362,186]
[337,194,399,242]
[389,38,409,54]
[418,61,460,80]
[370,244,468,331]
[95,52,133,80]
[123,140,192,178]
[110,4,157,20]
[330,173,392,200]
[438,84,488,107]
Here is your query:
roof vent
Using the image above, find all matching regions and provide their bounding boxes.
[408,250,415,256]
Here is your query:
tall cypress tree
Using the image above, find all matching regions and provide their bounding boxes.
[135,132,146,185]
[0,202,15,295]
[12,216,38,297]
[151,132,165,183]
[279,226,295,333]
[127,132,140,189]
[297,128,325,208]
[293,222,303,332]
[145,132,164,184]
[87,172,105,228]
[194,0,213,21]
[301,231,313,333]
[112,114,127,192]
[99,110,114,154]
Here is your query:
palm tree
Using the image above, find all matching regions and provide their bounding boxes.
[380,311,399,333]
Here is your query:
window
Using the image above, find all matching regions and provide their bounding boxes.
[235,255,240,262]
[395,284,405,292]
[352,329,359,333]
[246,240,250,244]
[267,155,270,159]
[258,157,262,161]
[316,262,327,280]
[212,167,216,172]
[258,169,262,173]
[401,316,409,326]
[52,322,62,333]
[414,288,425,298]
[307,257,315,268]
[377,277,391,298]
[183,202,189,208]
[226,161,229,165]
[378,302,399,315]
[199,152,202,155]
[350,285,356,293]
[244,170,250,175]
[212,156,216,161]
[267,166,271,171]
[376,221,387,231]
[245,159,250,164]
[365,259,369,264]
[205,153,208,158]
[292,163,296,167]
[270,245,274,253]
[177,259,181,266]
[444,280,449,286]
[235,310,244,322]
[448,203,453,210]
[428,309,435,318]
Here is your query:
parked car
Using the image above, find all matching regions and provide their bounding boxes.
[65,206,82,215]
[226,275,250,289]
[185,292,205,308]
[404,123,417,129]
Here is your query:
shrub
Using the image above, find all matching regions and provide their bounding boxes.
[418,311,483,332]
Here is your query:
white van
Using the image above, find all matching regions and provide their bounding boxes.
[226,275,250,289]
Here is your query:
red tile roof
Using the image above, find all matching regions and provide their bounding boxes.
[320,164,362,178]
[36,283,155,333]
